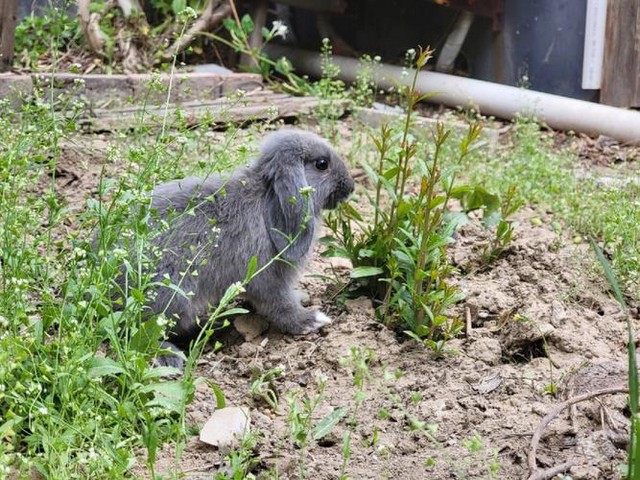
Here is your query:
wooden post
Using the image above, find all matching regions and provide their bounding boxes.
[0,0,17,72]
[601,0,640,107]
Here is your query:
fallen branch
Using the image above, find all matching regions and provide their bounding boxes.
[163,0,231,61]
[527,386,628,480]
[116,0,144,18]
[78,0,115,57]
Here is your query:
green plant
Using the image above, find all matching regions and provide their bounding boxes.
[351,54,380,107]
[591,239,639,479]
[0,67,303,478]
[215,431,260,480]
[280,372,347,479]
[451,183,523,264]
[338,346,375,478]
[324,46,484,351]
[455,433,501,479]
[464,117,639,298]
[250,365,285,412]
[286,387,317,466]
[14,5,83,69]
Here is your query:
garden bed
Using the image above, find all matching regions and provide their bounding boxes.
[45,116,638,480]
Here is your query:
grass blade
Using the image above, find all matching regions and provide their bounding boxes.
[590,238,638,476]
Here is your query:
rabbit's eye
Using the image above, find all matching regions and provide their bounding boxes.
[315,157,330,171]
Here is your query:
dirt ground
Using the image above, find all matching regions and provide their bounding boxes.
[53,118,639,480]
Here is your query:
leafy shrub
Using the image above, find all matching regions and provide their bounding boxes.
[14,6,83,69]
[324,47,513,351]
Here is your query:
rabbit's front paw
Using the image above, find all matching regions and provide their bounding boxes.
[298,310,332,334]
[152,341,186,371]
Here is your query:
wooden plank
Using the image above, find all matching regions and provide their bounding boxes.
[32,72,264,109]
[601,0,640,107]
[79,91,331,131]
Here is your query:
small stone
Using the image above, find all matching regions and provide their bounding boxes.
[234,314,269,342]
[200,407,251,449]
[465,337,503,365]
[344,296,375,316]
[471,372,503,394]
[236,342,259,358]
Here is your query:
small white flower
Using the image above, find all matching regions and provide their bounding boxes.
[229,281,246,296]
[298,186,315,196]
[38,406,49,416]
[272,20,288,39]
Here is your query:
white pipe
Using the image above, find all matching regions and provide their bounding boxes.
[267,45,640,145]
[436,11,475,74]
[582,0,608,89]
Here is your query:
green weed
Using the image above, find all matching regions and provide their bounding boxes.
[324,46,505,351]
[465,118,639,297]
[591,240,639,478]
[14,4,83,70]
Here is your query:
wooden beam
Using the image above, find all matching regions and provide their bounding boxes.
[601,0,640,107]
[77,90,340,131]
[0,0,17,72]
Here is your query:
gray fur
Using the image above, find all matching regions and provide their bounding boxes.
[145,129,354,366]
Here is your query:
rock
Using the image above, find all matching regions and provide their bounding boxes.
[236,342,260,358]
[471,371,503,394]
[200,407,251,449]
[501,320,555,361]
[465,337,503,365]
[344,296,375,316]
[234,314,269,342]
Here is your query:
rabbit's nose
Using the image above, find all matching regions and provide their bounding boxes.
[347,175,355,194]
[343,174,355,197]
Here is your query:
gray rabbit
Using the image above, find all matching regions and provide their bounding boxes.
[145,129,354,366]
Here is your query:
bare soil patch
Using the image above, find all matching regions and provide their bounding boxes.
[54,121,637,480]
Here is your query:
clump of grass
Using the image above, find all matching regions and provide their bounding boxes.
[591,239,639,478]
[0,75,279,477]
[464,118,639,297]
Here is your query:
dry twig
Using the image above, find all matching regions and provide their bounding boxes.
[163,0,232,60]
[527,386,628,480]
[78,0,116,56]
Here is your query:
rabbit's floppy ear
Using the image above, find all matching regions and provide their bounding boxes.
[260,134,315,262]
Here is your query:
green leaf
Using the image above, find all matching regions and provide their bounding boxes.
[244,256,258,283]
[129,317,163,353]
[0,416,24,438]
[87,357,126,378]
[396,200,412,219]
[143,366,182,380]
[382,166,401,180]
[215,307,250,319]
[140,380,186,400]
[208,381,227,409]
[350,266,384,279]
[146,396,182,413]
[130,288,145,303]
[171,0,186,16]
[466,186,500,214]
[312,407,348,440]
[241,14,255,34]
